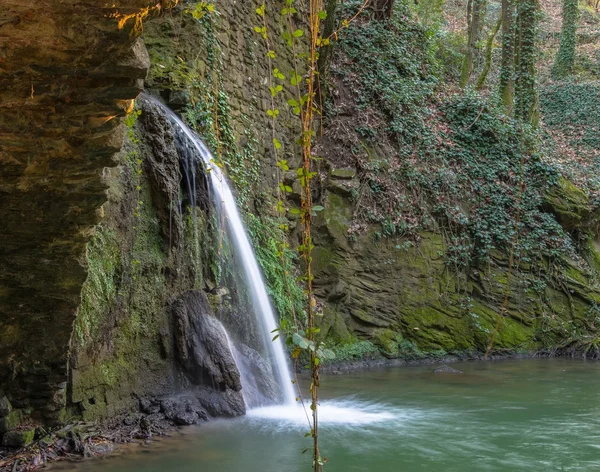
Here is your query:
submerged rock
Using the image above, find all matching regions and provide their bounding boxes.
[434,365,464,374]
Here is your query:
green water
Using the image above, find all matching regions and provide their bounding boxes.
[54,359,600,471]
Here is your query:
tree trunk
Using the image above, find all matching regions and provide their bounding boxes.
[515,0,540,126]
[317,0,338,80]
[476,14,503,89]
[499,0,515,114]
[372,0,394,19]
[460,0,486,88]
[552,0,579,77]
[316,0,338,109]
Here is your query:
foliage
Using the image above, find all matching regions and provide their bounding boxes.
[332,8,576,270]
[552,0,580,77]
[76,228,121,345]
[513,0,541,126]
[247,212,305,325]
[254,2,369,469]
[540,82,600,156]
[338,4,440,148]
[540,81,600,198]
[332,340,380,360]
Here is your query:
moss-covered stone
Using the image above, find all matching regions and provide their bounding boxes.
[544,177,591,231]
[2,427,35,448]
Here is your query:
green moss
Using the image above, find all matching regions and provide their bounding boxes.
[544,177,590,230]
[324,192,353,244]
[2,427,35,447]
[0,410,23,433]
[373,329,401,358]
[331,340,380,361]
[75,228,121,346]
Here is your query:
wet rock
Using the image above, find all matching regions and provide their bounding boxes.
[196,387,244,418]
[434,365,464,374]
[160,395,207,425]
[140,398,161,414]
[173,412,199,426]
[172,291,243,393]
[233,344,280,408]
[138,96,186,247]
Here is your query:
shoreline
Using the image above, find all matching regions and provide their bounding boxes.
[316,349,542,374]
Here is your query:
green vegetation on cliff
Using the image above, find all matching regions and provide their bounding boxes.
[313,0,600,360]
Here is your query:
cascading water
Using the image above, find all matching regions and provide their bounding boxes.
[146,95,296,407]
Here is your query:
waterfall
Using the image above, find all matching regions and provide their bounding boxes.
[146,95,296,407]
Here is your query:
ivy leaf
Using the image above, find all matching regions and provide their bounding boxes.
[276,159,289,170]
[290,72,302,86]
[293,332,309,349]
[282,31,292,46]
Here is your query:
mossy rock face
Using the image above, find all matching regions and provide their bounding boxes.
[0,410,22,434]
[2,427,36,448]
[313,180,600,358]
[544,178,591,231]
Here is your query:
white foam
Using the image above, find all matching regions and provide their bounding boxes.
[247,400,409,427]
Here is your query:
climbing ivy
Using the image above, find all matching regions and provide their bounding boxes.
[552,0,579,78]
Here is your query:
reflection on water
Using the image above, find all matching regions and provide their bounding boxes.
[52,359,600,472]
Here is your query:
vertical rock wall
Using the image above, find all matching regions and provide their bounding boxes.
[0,0,175,426]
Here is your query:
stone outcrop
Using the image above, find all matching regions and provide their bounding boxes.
[172,291,242,394]
[313,167,600,357]
[0,0,176,426]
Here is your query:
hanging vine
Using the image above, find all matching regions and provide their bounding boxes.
[254,1,367,469]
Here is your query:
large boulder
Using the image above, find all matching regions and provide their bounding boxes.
[171,291,245,416]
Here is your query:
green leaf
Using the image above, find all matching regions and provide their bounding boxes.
[273,138,282,149]
[292,332,309,349]
[293,29,304,38]
[318,10,327,20]
[282,31,292,46]
[290,72,302,86]
[312,205,324,212]
[276,159,289,170]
